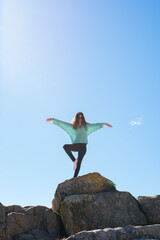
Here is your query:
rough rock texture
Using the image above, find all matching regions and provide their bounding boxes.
[14,228,60,240]
[0,223,7,240]
[5,205,26,215]
[52,172,116,213]
[66,224,160,240]
[0,203,6,223]
[60,191,147,236]
[138,195,160,224]
[0,203,63,240]
[1,172,160,240]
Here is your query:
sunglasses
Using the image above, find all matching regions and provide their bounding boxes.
[79,116,83,119]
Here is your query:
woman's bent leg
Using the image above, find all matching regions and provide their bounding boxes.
[63,144,79,162]
[73,144,87,178]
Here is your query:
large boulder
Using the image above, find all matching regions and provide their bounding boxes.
[138,195,160,224]
[66,224,160,240]
[52,172,116,213]
[60,190,147,236]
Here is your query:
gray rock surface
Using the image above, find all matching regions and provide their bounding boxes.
[1,172,160,240]
[0,203,63,240]
[5,205,26,215]
[6,212,40,238]
[52,172,116,213]
[138,195,160,224]
[60,191,147,236]
[66,224,160,240]
[14,228,60,240]
[0,203,6,223]
[0,223,7,239]
[25,205,48,215]
[40,208,63,234]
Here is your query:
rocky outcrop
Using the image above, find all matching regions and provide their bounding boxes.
[138,195,160,224]
[0,204,64,240]
[66,224,160,240]
[52,172,147,236]
[1,172,160,240]
[52,172,116,213]
[60,191,147,236]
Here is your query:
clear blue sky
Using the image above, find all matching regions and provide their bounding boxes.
[1,0,160,208]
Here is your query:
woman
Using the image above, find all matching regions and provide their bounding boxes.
[46,112,112,178]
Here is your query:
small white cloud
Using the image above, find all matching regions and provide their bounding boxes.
[129,117,143,126]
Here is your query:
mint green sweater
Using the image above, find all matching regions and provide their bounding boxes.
[52,118,104,144]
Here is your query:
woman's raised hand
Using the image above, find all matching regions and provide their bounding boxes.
[103,123,112,127]
[46,118,54,122]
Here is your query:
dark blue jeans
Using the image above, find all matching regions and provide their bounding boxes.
[63,143,87,178]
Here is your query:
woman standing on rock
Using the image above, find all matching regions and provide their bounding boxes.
[46,112,112,178]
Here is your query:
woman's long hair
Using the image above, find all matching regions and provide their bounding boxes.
[71,112,88,130]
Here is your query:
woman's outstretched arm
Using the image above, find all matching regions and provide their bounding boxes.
[87,123,104,135]
[86,122,112,136]
[46,117,73,135]
[102,123,112,127]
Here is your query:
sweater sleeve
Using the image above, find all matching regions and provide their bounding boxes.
[86,123,104,136]
[52,118,73,135]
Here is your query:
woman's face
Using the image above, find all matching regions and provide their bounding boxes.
[78,114,83,123]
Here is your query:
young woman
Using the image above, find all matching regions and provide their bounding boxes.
[46,112,112,178]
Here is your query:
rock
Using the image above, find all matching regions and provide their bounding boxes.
[0,203,6,223]
[6,212,35,238]
[0,223,7,239]
[52,172,116,213]
[40,208,64,235]
[5,205,26,215]
[24,206,48,215]
[66,224,160,240]
[5,207,62,239]
[0,203,7,240]
[138,195,160,224]
[60,191,147,236]
[1,172,160,240]
[5,205,48,216]
[14,228,60,240]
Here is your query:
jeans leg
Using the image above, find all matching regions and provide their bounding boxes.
[74,144,87,178]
